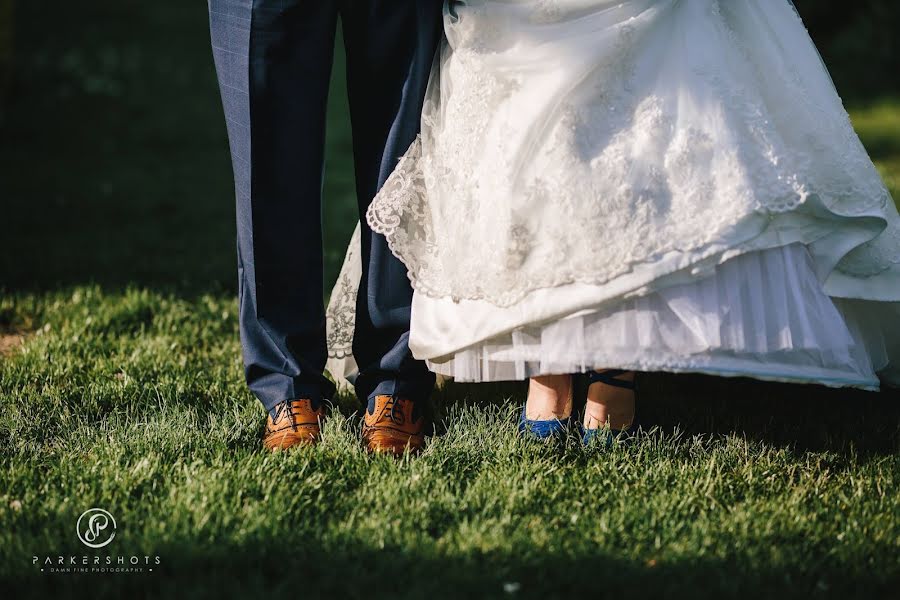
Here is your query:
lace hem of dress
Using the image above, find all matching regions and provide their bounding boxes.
[366,136,899,308]
[325,225,360,361]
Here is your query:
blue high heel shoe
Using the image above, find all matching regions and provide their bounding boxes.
[518,407,572,439]
[518,377,573,440]
[581,369,638,447]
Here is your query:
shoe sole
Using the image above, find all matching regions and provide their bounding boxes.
[262,425,321,451]
[362,427,424,455]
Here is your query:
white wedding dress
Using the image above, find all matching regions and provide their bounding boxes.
[326,0,900,390]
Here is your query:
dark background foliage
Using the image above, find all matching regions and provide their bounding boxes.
[0,2,891,101]
[793,0,900,97]
[0,1,898,110]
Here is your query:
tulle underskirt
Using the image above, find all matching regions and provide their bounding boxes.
[424,244,894,388]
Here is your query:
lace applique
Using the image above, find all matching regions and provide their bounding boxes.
[325,226,359,360]
[530,0,563,24]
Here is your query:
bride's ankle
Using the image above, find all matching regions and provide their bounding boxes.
[583,399,635,431]
[583,369,636,430]
[525,375,573,420]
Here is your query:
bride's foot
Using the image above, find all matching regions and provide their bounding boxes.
[525,374,573,420]
[583,369,636,433]
[519,374,573,440]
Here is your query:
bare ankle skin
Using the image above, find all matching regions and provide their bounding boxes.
[584,370,635,431]
[525,374,573,420]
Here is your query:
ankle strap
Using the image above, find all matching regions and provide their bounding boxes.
[587,369,635,390]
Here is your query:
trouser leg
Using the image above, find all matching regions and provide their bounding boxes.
[209,0,339,412]
[340,0,443,403]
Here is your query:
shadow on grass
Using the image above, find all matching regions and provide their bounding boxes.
[5,535,898,599]
[433,375,900,458]
[635,373,900,456]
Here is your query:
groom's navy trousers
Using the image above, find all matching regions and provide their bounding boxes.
[208,0,441,412]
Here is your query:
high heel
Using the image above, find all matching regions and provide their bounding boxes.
[581,369,638,447]
[580,420,639,447]
[518,407,572,439]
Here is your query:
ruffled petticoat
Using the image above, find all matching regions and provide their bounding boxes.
[411,243,896,388]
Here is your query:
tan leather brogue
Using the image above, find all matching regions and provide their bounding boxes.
[262,399,325,451]
[362,395,426,455]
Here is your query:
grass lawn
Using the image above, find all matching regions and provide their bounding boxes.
[1,3,898,598]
